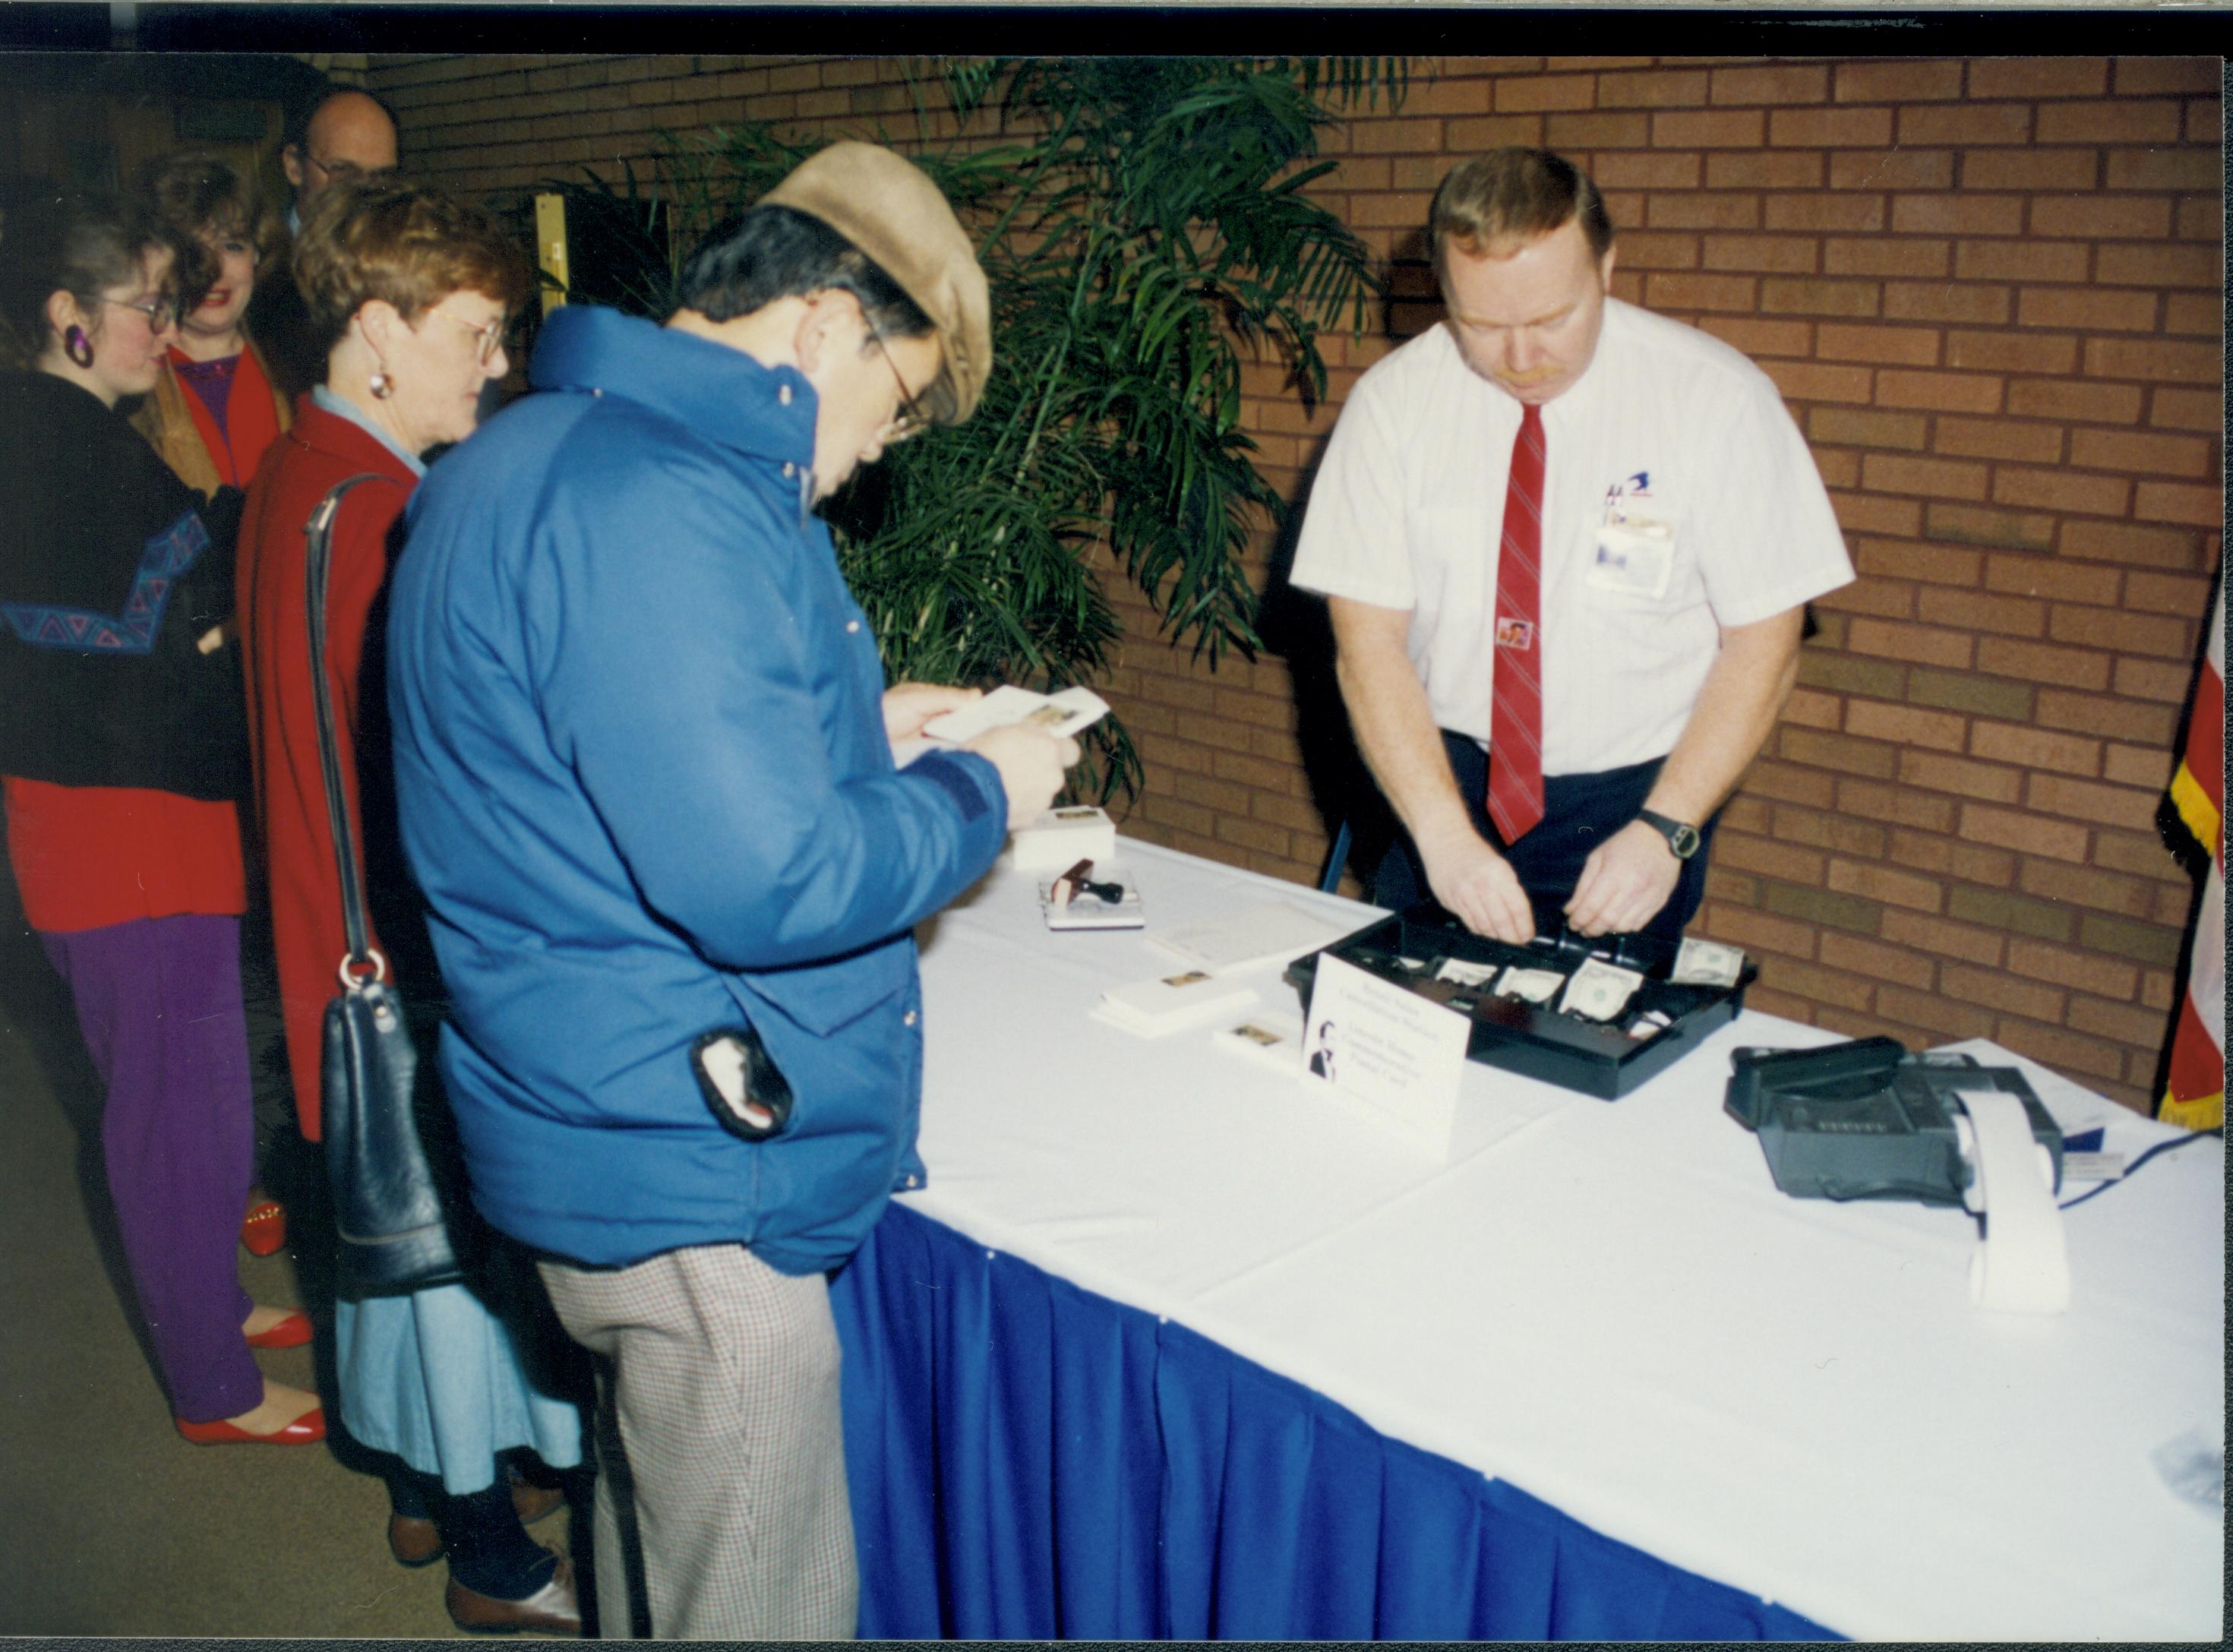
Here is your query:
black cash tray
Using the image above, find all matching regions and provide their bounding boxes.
[1284,902,1757,1101]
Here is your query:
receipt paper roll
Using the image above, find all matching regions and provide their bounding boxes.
[1958,1088,2070,1315]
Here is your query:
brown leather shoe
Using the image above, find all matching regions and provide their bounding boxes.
[394,1472,562,1568]
[510,1476,565,1528]
[388,1511,444,1568]
[445,1548,581,1636]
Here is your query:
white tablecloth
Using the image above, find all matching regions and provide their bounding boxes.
[905,839,2224,1641]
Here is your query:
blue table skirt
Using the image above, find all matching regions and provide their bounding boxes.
[829,1202,1840,1641]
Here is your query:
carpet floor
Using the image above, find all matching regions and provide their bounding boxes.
[0,878,588,1638]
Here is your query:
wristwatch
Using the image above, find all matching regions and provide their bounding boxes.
[1637,809,1702,861]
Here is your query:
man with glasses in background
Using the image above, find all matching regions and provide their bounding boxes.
[281,84,400,229]
[251,82,400,398]
[384,142,1075,1640]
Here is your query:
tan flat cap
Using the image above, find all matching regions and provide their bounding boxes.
[763,141,992,425]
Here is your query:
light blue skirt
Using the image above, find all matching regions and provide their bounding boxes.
[336,1280,585,1494]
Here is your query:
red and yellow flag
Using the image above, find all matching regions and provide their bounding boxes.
[2159,583,2223,1131]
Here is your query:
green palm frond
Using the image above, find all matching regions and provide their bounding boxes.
[554,56,1404,801]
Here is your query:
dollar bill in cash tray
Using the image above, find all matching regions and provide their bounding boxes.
[1284,902,1758,1099]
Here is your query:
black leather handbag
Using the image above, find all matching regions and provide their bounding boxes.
[305,474,462,1296]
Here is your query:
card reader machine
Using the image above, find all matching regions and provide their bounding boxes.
[1724,1037,2064,1205]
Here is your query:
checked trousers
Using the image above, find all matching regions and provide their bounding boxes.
[539,1242,857,1640]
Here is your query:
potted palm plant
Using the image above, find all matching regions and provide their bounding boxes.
[542,56,1402,797]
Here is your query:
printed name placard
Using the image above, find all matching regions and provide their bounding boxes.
[1300,952,1470,1154]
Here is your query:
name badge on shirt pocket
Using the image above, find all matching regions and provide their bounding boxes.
[1588,515,1676,601]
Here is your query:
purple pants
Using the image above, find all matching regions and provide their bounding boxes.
[40,913,261,1421]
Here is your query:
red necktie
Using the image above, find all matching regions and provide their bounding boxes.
[1487,403,1546,843]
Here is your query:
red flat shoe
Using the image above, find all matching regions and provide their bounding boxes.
[245,1309,314,1350]
[176,1404,327,1445]
[242,1199,286,1257]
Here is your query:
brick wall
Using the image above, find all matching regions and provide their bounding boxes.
[368,53,2224,1113]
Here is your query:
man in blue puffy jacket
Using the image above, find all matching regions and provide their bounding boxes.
[386,143,1073,1640]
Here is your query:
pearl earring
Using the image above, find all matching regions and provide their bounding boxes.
[369,369,393,400]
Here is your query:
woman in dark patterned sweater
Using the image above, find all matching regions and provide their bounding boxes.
[0,186,323,1445]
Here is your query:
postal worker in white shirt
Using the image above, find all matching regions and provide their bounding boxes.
[1291,147,1854,946]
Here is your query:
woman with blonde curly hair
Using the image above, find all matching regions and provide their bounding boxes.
[132,147,296,1265]
[131,150,291,501]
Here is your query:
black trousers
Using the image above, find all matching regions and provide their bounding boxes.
[1373,732,1718,946]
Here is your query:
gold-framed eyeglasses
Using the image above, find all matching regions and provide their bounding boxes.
[429,307,511,365]
[98,292,181,329]
[305,155,396,188]
[867,330,932,445]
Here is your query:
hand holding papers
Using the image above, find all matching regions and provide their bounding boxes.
[881,681,984,745]
[923,684,1110,743]
[891,686,1100,830]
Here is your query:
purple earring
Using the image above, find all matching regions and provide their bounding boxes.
[64,324,93,368]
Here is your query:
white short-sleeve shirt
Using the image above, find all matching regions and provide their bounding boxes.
[1290,298,1854,775]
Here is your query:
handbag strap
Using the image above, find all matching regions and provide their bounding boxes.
[302,472,395,987]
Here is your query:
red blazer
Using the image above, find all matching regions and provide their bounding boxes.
[237,396,416,1140]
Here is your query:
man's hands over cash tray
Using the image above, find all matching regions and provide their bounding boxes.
[1565,819,1685,937]
[1421,816,1684,944]
[1417,817,1537,943]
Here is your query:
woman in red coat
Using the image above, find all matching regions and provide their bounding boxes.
[238,178,583,1635]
